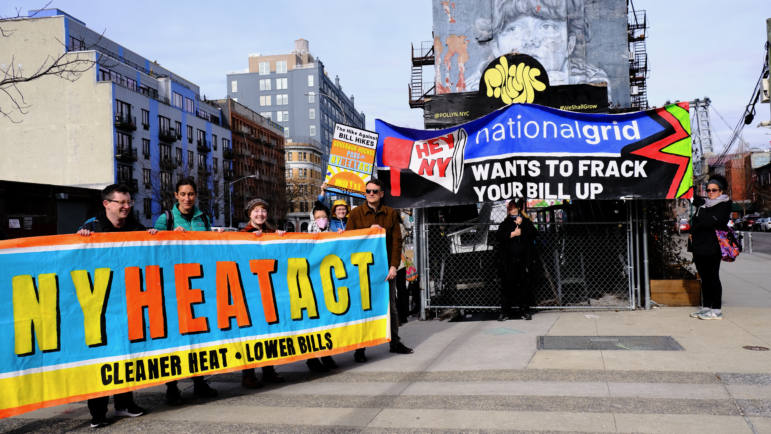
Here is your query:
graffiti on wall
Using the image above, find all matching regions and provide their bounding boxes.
[433,0,631,106]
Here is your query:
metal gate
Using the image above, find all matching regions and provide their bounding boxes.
[417,205,634,311]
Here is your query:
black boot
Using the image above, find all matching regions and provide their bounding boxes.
[306,358,330,372]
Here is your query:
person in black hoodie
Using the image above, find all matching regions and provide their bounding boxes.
[495,198,538,321]
[77,184,158,428]
[689,175,732,321]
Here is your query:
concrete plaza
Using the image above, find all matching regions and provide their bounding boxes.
[4,252,771,433]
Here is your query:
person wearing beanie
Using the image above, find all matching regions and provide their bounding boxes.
[330,199,349,232]
[239,198,286,388]
[690,175,732,320]
[304,201,340,372]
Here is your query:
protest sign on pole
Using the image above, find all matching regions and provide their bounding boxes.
[376,102,693,208]
[323,124,379,198]
[0,229,389,418]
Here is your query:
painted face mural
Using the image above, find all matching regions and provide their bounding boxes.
[433,0,621,102]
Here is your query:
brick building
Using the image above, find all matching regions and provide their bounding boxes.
[215,98,286,227]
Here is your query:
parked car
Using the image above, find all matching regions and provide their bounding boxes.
[678,219,690,234]
[739,214,762,231]
[754,217,771,232]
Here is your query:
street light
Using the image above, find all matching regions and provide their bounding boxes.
[229,175,257,228]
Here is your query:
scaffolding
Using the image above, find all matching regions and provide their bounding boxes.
[628,1,650,111]
[408,41,436,109]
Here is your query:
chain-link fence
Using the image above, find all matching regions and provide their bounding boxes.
[420,209,633,311]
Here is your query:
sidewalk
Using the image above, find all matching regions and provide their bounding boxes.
[5,254,771,433]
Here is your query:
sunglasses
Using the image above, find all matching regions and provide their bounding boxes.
[705,189,721,193]
[366,189,381,194]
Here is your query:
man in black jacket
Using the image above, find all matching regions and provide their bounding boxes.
[77,184,158,427]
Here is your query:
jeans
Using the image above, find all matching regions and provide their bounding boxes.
[693,253,723,309]
[87,392,134,418]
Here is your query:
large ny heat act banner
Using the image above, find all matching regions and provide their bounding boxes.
[0,230,390,418]
[376,103,693,208]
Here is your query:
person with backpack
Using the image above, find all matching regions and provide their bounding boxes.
[153,177,219,404]
[495,198,538,321]
[239,198,287,388]
[689,175,732,321]
[77,184,157,428]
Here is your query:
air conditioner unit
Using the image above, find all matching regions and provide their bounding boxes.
[631,86,639,95]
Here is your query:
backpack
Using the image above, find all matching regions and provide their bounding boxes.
[164,210,211,231]
[716,228,741,262]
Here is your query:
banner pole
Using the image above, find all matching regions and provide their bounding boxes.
[627,200,635,308]
[635,200,643,308]
[418,209,428,321]
[642,200,651,310]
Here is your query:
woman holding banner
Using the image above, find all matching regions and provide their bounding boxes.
[153,177,219,405]
[239,198,288,388]
[304,201,342,372]
[495,198,538,321]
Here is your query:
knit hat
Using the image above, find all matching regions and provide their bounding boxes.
[244,198,269,218]
[331,199,349,215]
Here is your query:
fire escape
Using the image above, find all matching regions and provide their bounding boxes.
[628,1,649,111]
[409,41,436,109]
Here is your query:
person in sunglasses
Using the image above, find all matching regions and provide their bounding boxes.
[346,179,414,362]
[689,175,732,320]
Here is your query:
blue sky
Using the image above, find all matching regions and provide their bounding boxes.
[4,0,770,152]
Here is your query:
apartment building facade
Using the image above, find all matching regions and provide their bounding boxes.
[215,98,286,226]
[285,139,326,232]
[0,9,231,227]
[226,39,366,171]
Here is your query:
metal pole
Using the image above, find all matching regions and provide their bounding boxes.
[627,201,635,308]
[749,232,753,254]
[419,210,429,320]
[229,185,232,228]
[642,200,651,310]
[635,201,642,308]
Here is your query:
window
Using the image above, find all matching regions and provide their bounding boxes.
[260,111,272,119]
[277,78,288,90]
[143,169,151,186]
[212,134,217,150]
[185,98,194,113]
[259,62,269,75]
[310,125,316,136]
[188,150,194,167]
[302,152,308,161]
[176,147,182,165]
[276,94,288,106]
[197,129,206,145]
[223,138,230,149]
[116,132,131,150]
[142,139,150,158]
[260,95,271,106]
[125,77,136,91]
[159,116,171,132]
[286,169,292,178]
[309,109,315,119]
[282,94,288,105]
[231,81,237,92]
[141,109,149,127]
[308,92,315,103]
[308,75,314,87]
[284,127,289,137]
[277,111,289,122]
[175,121,182,138]
[276,61,287,74]
[116,100,130,116]
[173,92,183,109]
[304,168,308,178]
[260,79,271,91]
[187,125,193,142]
[233,98,237,102]
[198,153,206,168]
[213,203,219,218]
[213,158,218,174]
[287,152,293,161]
[144,198,152,217]
[161,172,172,192]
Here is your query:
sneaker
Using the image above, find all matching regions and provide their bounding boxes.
[165,386,183,406]
[90,417,109,428]
[241,373,263,389]
[354,349,367,363]
[320,356,338,370]
[389,342,414,354]
[690,308,710,318]
[306,358,330,372]
[193,380,218,397]
[698,311,723,320]
[114,404,145,417]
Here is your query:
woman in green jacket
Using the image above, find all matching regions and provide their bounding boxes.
[154,177,219,405]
